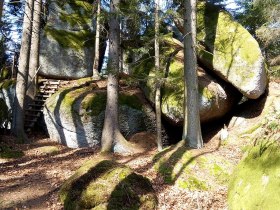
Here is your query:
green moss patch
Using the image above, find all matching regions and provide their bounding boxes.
[0,145,24,159]
[60,158,157,209]
[46,82,144,118]
[37,146,60,155]
[0,79,16,90]
[153,141,232,191]
[45,27,95,50]
[228,141,280,210]
[0,67,11,81]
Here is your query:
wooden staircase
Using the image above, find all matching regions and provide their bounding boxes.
[24,79,61,132]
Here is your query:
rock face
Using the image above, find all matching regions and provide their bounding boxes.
[60,158,158,209]
[43,83,156,148]
[0,79,16,129]
[175,2,267,99]
[39,0,95,79]
[0,79,16,111]
[133,45,241,125]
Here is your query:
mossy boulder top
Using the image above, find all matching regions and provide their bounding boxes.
[39,0,95,79]
[60,158,158,209]
[133,44,241,125]
[175,2,267,99]
[43,81,156,148]
[228,141,280,210]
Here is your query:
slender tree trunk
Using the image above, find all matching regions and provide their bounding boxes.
[92,0,101,79]
[155,0,162,151]
[101,0,125,152]
[182,0,203,148]
[27,0,42,100]
[13,0,34,142]
[12,53,17,78]
[0,0,4,21]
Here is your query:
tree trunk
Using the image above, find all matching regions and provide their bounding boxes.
[101,0,129,153]
[13,0,34,142]
[0,0,3,21]
[27,0,41,101]
[92,0,101,79]
[155,0,162,151]
[182,0,203,148]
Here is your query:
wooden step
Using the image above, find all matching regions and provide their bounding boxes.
[43,81,60,85]
[25,113,41,117]
[29,103,44,107]
[38,90,56,94]
[39,85,58,89]
[25,108,43,112]
[36,94,51,98]
[33,99,46,102]
[25,119,37,122]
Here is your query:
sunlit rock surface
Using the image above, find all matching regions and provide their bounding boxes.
[133,43,241,126]
[175,2,267,99]
[43,83,156,148]
[39,0,94,79]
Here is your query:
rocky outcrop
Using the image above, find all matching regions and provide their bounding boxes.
[43,83,157,148]
[0,79,15,129]
[0,79,15,111]
[133,45,241,125]
[39,0,95,79]
[60,158,158,209]
[175,2,267,99]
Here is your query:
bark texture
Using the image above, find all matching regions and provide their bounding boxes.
[101,0,137,153]
[183,0,203,148]
[13,0,34,142]
[155,0,162,151]
[92,0,101,79]
[27,0,42,100]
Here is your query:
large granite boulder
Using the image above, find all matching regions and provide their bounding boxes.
[43,82,156,148]
[174,2,267,99]
[133,43,241,125]
[39,0,95,79]
[60,158,158,209]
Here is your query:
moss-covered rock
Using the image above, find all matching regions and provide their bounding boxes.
[133,43,241,125]
[175,2,267,99]
[228,141,280,210]
[43,80,156,148]
[39,0,95,79]
[0,66,11,81]
[60,158,158,209]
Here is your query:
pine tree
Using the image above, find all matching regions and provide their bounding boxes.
[182,0,203,148]
[13,0,34,142]
[27,0,42,100]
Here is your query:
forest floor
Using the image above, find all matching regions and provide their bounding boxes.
[0,81,279,210]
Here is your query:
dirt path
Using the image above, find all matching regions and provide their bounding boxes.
[0,133,240,209]
[1,82,279,210]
